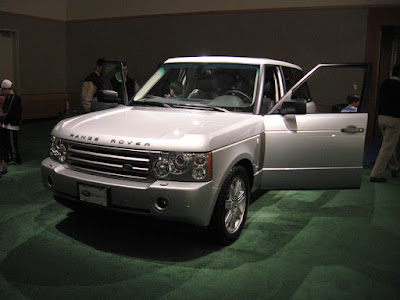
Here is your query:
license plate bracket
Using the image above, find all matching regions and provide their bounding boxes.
[78,184,108,207]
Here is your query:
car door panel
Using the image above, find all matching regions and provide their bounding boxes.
[259,63,369,190]
[260,113,367,189]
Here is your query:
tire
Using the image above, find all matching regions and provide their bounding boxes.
[209,165,250,245]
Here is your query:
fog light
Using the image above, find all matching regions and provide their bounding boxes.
[47,176,54,187]
[154,197,169,211]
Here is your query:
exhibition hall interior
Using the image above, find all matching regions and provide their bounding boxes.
[1,1,400,299]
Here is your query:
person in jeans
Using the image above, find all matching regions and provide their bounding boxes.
[370,64,400,182]
[0,124,7,176]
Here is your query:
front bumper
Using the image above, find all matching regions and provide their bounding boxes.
[41,158,218,226]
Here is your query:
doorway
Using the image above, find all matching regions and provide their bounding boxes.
[0,29,19,93]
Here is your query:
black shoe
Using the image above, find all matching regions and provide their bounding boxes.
[391,169,399,178]
[370,177,387,183]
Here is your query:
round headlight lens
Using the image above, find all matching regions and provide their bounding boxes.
[54,138,63,148]
[194,154,207,166]
[192,167,207,180]
[153,158,170,178]
[50,137,67,163]
[173,153,192,169]
[58,144,67,163]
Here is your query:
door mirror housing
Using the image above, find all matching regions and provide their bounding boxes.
[279,99,306,115]
[97,90,120,103]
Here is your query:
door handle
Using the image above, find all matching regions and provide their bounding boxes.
[341,125,364,134]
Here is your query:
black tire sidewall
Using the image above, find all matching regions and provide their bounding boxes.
[209,165,250,245]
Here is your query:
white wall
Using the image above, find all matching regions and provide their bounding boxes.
[0,0,399,21]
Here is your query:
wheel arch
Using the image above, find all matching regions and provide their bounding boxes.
[208,160,252,245]
[207,146,258,227]
[235,159,254,190]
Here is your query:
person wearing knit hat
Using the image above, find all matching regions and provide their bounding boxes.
[0,79,22,171]
[1,79,12,89]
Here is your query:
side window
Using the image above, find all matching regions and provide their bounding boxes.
[282,67,311,101]
[260,67,279,114]
[275,64,368,114]
[304,67,365,113]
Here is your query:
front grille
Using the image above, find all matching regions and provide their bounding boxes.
[66,141,153,180]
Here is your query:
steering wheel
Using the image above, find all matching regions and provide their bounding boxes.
[224,90,252,103]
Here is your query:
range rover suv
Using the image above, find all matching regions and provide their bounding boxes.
[41,56,369,244]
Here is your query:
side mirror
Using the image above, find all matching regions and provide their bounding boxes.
[279,99,306,115]
[97,90,120,103]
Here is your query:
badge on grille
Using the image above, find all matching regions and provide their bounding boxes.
[123,164,134,171]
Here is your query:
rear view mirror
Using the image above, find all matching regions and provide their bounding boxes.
[279,99,306,115]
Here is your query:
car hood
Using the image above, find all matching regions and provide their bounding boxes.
[52,106,264,151]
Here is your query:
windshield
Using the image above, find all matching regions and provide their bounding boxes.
[133,63,260,112]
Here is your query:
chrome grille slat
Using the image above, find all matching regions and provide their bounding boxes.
[71,165,148,180]
[69,148,149,163]
[68,157,149,172]
[66,141,152,180]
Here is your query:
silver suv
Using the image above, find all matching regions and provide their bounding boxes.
[41,57,369,244]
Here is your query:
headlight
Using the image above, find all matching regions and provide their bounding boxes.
[49,136,67,163]
[151,152,211,181]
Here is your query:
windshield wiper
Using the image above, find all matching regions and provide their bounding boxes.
[131,100,171,108]
[171,103,228,112]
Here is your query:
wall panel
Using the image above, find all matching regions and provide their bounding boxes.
[2,8,370,118]
[0,12,67,94]
[66,8,368,101]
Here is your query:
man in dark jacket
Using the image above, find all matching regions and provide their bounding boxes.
[81,58,105,113]
[370,64,400,182]
[110,62,140,101]
[1,79,22,170]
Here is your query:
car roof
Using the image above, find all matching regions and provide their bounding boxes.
[164,56,302,70]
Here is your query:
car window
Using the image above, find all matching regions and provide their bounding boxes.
[268,64,369,115]
[282,67,311,101]
[133,63,260,112]
[260,67,280,114]
[305,67,365,113]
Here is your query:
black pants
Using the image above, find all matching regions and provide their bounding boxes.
[0,127,21,163]
[0,129,6,161]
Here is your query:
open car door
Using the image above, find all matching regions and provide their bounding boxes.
[261,63,370,190]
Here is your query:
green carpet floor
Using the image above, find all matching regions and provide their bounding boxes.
[1,119,399,299]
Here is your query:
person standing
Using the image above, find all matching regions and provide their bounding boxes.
[0,79,22,166]
[370,64,400,182]
[341,94,360,112]
[81,58,105,113]
[110,61,140,101]
[0,86,7,177]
